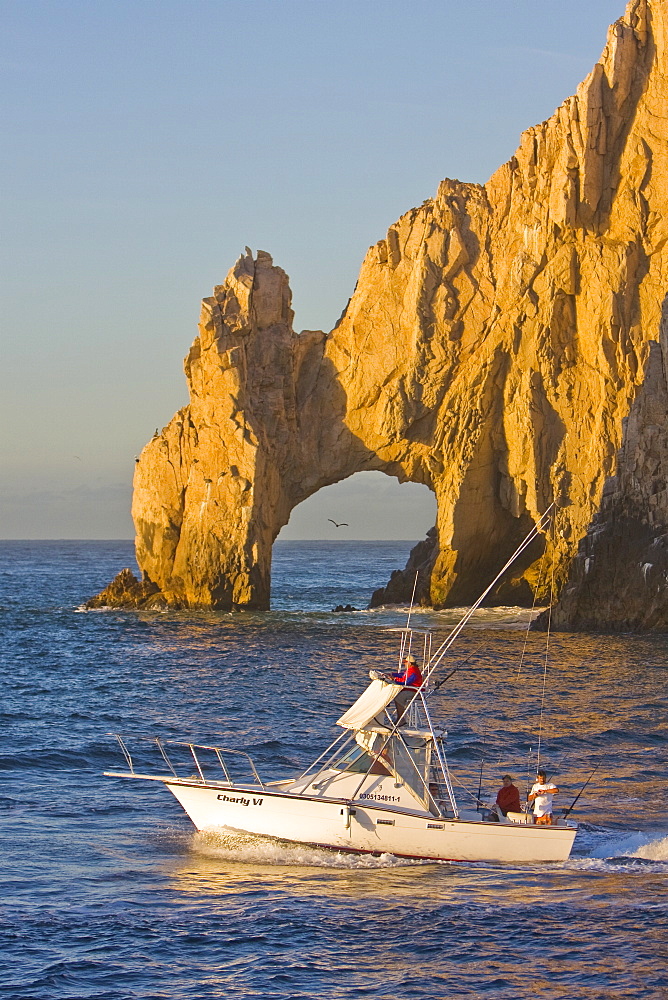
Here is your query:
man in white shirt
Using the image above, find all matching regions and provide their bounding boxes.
[528,769,560,825]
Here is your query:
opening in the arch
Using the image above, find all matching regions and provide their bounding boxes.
[272,472,436,612]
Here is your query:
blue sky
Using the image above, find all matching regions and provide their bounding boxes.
[1,0,623,538]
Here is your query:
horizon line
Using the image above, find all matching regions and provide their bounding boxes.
[0,537,424,543]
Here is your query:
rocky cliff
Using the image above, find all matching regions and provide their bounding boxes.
[539,316,668,630]
[90,0,668,628]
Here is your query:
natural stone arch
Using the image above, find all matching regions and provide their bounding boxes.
[128,249,563,612]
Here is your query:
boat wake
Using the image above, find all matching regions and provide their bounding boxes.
[191,829,424,868]
[191,827,668,872]
[568,829,668,874]
[590,829,668,862]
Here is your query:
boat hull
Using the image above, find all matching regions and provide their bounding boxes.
[166,780,577,864]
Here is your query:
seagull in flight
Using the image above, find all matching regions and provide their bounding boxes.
[328,519,349,528]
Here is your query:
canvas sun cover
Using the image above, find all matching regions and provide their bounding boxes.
[336,678,402,731]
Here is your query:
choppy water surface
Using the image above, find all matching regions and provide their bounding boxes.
[1,540,667,999]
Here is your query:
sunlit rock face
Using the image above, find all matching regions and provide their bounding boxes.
[540,323,668,631]
[91,0,668,627]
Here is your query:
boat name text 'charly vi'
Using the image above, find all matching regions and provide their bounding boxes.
[216,794,264,807]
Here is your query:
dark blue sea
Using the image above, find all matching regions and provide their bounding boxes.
[1,540,667,1000]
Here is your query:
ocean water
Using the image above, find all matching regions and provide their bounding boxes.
[1,539,667,1000]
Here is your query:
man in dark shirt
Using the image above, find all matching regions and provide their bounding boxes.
[493,774,521,819]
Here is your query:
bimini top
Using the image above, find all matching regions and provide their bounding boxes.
[336,677,402,731]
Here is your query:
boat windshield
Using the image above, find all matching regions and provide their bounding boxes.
[334,745,390,775]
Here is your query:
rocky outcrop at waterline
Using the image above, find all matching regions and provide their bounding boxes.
[369,529,438,608]
[85,568,163,609]
[89,0,668,630]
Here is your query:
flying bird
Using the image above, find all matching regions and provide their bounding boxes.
[328,519,349,528]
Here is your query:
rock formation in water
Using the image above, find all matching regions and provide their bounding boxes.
[86,567,160,609]
[90,0,668,629]
[369,529,438,608]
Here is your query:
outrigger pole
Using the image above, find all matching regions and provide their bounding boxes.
[430,639,488,693]
[422,504,555,686]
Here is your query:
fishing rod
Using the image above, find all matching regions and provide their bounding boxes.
[562,764,601,818]
[431,640,488,692]
[476,756,485,813]
[476,724,487,813]
[525,746,534,808]
[433,667,460,690]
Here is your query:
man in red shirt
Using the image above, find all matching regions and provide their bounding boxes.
[494,774,521,818]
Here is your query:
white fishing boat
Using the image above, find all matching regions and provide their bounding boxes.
[105,511,579,864]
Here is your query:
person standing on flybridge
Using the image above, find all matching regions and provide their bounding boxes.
[377,654,423,726]
[528,769,560,825]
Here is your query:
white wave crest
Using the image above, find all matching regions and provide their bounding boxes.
[590,830,668,861]
[191,828,420,868]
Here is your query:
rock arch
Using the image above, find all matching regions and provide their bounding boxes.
[127,245,572,612]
